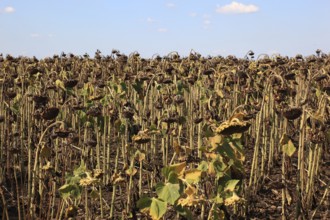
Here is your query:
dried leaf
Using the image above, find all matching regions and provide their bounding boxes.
[55,79,66,91]
[286,188,292,205]
[40,145,52,158]
[209,135,222,151]
[168,162,186,177]
[185,169,202,184]
[125,167,137,176]
[224,192,240,206]
[283,140,296,157]
[184,184,197,196]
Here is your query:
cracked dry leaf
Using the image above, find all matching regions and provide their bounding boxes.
[135,151,146,162]
[184,169,202,184]
[79,176,100,186]
[93,169,104,179]
[55,79,66,91]
[205,152,217,159]
[216,118,250,135]
[178,195,204,207]
[184,184,197,196]
[125,167,137,176]
[42,161,53,171]
[209,134,222,151]
[224,192,240,206]
[283,139,296,157]
[111,173,125,184]
[229,113,246,121]
[286,188,292,205]
[168,162,186,177]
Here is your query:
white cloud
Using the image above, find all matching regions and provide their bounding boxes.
[203,20,211,29]
[202,14,212,29]
[146,17,155,23]
[216,1,259,14]
[203,14,211,19]
[166,3,175,8]
[30,33,41,38]
[3,6,15,13]
[204,20,211,25]
[157,28,168,33]
[189,12,198,17]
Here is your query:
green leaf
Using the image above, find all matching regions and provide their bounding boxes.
[132,80,143,94]
[168,171,179,184]
[150,198,167,220]
[209,156,227,179]
[213,195,224,204]
[58,184,81,199]
[58,184,75,199]
[10,103,20,115]
[66,174,81,185]
[78,111,87,125]
[217,175,231,193]
[90,189,99,199]
[283,140,296,157]
[224,180,240,192]
[119,123,126,134]
[156,183,180,205]
[218,139,236,161]
[176,80,183,92]
[70,185,82,199]
[198,161,209,172]
[203,124,215,138]
[74,161,86,177]
[137,196,152,210]
[230,137,243,151]
[120,82,127,92]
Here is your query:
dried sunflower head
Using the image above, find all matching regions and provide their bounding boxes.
[42,107,59,120]
[132,130,151,144]
[283,107,302,120]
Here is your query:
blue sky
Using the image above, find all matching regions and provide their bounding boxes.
[1,0,330,58]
